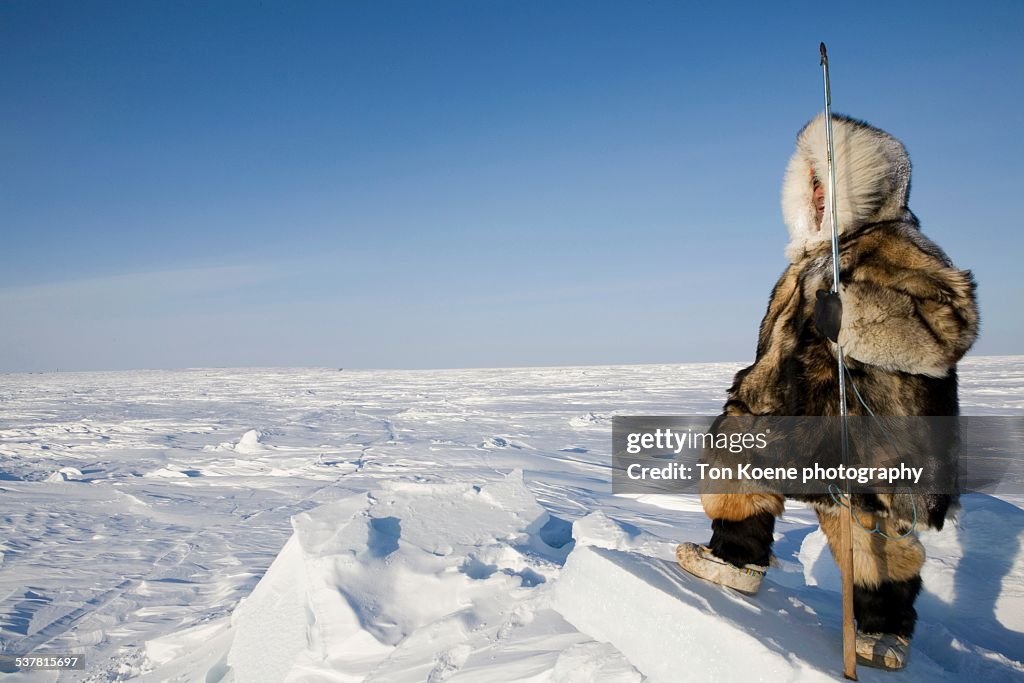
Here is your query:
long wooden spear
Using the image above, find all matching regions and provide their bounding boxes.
[819,41,858,681]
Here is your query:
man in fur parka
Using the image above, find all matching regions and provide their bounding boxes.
[676,114,978,670]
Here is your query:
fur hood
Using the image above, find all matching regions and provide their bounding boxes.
[782,114,914,262]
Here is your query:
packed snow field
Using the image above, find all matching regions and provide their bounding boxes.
[1,357,1023,681]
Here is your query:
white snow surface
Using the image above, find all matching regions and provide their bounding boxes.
[0,356,1023,681]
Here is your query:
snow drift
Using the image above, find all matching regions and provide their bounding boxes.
[224,471,642,682]
[212,478,1024,682]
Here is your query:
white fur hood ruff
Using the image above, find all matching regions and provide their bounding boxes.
[782,114,914,262]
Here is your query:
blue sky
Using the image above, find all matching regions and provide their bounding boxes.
[2,1,1021,371]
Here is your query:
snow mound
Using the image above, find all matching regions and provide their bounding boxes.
[572,510,678,559]
[554,544,837,682]
[480,436,529,450]
[231,428,268,454]
[45,466,83,482]
[143,466,190,479]
[224,471,634,682]
[204,428,270,454]
[569,412,611,427]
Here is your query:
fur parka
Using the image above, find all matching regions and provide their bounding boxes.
[719,114,979,529]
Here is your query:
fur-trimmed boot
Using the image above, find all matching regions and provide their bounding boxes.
[675,542,767,593]
[852,576,921,671]
[676,511,775,594]
[855,632,910,671]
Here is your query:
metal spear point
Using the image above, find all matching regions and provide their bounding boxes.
[820,41,858,681]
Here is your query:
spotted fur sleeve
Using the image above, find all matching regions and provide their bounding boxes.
[837,256,978,378]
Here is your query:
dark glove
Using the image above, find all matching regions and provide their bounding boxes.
[814,290,843,342]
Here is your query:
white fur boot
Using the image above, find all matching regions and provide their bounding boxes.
[675,542,767,594]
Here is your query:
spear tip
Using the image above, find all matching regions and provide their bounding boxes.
[820,42,828,65]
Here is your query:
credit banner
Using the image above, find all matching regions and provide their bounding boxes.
[612,416,1024,495]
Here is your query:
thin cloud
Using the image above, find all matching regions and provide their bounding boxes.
[0,264,281,315]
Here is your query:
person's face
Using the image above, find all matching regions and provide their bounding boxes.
[810,167,825,230]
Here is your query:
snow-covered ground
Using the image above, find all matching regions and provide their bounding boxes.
[1,357,1023,681]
